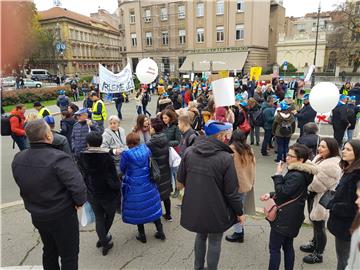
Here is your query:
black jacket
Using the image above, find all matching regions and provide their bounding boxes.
[146,133,172,200]
[163,123,181,147]
[270,161,317,238]
[178,128,197,157]
[349,87,360,105]
[78,148,121,202]
[297,134,319,159]
[296,103,317,129]
[52,131,72,155]
[60,117,76,148]
[12,143,87,221]
[332,103,353,129]
[327,169,359,241]
[177,137,243,233]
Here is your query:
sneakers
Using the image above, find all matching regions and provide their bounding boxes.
[225,232,244,243]
[300,242,315,253]
[303,252,323,264]
[155,231,166,241]
[136,233,147,243]
[261,152,270,156]
[163,214,173,222]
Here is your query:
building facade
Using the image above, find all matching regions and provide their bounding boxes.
[117,0,285,78]
[38,7,124,76]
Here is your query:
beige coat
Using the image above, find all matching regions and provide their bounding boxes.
[308,155,342,221]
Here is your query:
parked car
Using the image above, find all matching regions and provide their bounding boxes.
[23,79,42,88]
[1,77,16,87]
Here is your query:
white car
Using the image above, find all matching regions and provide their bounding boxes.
[23,79,42,88]
[1,77,16,87]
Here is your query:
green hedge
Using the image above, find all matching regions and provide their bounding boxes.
[79,76,93,84]
[1,86,72,106]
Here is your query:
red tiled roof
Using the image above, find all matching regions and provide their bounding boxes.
[38,7,118,32]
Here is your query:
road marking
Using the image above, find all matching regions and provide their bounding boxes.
[0,200,24,209]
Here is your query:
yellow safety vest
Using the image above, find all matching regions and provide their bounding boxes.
[38,107,51,118]
[92,99,107,121]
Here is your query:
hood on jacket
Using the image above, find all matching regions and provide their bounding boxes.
[193,136,233,157]
[288,160,318,175]
[159,98,172,105]
[80,147,111,173]
[150,132,169,148]
[279,112,291,119]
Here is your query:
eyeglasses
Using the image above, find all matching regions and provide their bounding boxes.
[286,154,297,158]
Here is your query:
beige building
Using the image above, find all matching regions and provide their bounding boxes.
[38,7,124,76]
[117,0,285,78]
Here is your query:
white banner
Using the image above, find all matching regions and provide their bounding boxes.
[304,64,315,83]
[99,63,134,93]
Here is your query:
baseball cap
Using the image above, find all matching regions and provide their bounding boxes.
[74,108,89,115]
[240,101,248,107]
[235,94,243,101]
[303,94,310,100]
[280,101,290,111]
[44,115,55,125]
[340,94,349,100]
[204,120,233,136]
[33,101,42,107]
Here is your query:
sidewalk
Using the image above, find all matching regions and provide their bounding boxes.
[1,202,336,270]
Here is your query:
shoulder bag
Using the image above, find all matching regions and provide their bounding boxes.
[264,192,303,222]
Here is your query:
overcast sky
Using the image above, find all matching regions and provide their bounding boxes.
[34,0,345,17]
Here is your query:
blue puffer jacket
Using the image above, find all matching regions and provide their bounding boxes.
[120,144,162,225]
[71,120,99,157]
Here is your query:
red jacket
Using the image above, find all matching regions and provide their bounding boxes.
[184,91,191,105]
[9,109,26,136]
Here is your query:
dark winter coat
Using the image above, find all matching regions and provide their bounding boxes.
[272,112,296,138]
[248,105,261,127]
[270,161,317,238]
[71,120,99,157]
[177,137,244,233]
[163,123,181,147]
[78,148,121,202]
[296,103,317,129]
[262,102,276,130]
[178,128,197,157]
[297,134,319,159]
[60,117,76,149]
[146,133,172,200]
[332,103,354,130]
[52,131,72,155]
[12,143,87,221]
[327,169,360,241]
[347,104,358,130]
[349,87,360,105]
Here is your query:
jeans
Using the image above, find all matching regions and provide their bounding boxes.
[136,106,142,115]
[233,192,247,234]
[250,126,260,144]
[261,129,272,154]
[163,197,171,217]
[333,126,347,148]
[276,137,290,162]
[137,218,163,235]
[89,197,118,246]
[115,102,123,120]
[347,129,354,140]
[312,220,327,254]
[335,237,350,270]
[171,167,178,190]
[31,209,79,270]
[142,104,151,117]
[268,229,295,270]
[11,134,28,151]
[95,120,104,133]
[194,233,223,270]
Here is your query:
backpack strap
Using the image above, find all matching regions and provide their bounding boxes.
[277,192,304,209]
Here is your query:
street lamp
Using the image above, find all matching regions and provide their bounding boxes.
[311,1,321,88]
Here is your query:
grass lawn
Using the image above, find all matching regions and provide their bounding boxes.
[3,99,58,113]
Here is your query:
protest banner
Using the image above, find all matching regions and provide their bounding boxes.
[99,63,134,93]
[250,67,262,81]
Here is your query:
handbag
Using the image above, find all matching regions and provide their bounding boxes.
[150,157,161,185]
[263,193,303,222]
[80,202,95,227]
[238,111,251,134]
[319,190,336,209]
[169,147,181,168]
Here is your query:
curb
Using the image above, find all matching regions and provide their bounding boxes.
[0,200,24,210]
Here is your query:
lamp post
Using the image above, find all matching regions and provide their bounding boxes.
[311,1,321,88]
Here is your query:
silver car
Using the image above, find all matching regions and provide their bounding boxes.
[24,79,42,88]
[1,77,16,87]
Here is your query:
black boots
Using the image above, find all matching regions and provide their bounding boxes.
[303,252,323,264]
[225,232,244,243]
[136,233,147,243]
[155,231,166,240]
[96,234,112,248]
[102,241,114,256]
[300,242,315,253]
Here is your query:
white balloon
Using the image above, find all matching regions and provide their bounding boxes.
[309,82,339,114]
[135,58,158,84]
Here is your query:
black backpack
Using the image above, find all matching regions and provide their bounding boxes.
[1,115,20,136]
[279,118,293,137]
[253,109,264,127]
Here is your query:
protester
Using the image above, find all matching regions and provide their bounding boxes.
[56,90,70,113]
[301,138,341,264]
[260,143,317,270]
[120,132,165,243]
[83,92,94,110]
[332,95,353,147]
[60,111,76,149]
[68,103,79,118]
[340,82,352,95]
[101,115,127,174]
[71,108,99,161]
[142,88,152,117]
[225,130,255,243]
[178,114,197,156]
[133,115,151,144]
[9,104,27,151]
[161,109,181,147]
[78,132,121,256]
[91,91,107,133]
[293,94,317,137]
[254,86,265,104]
[33,101,51,119]
[272,101,296,162]
[12,119,87,270]
[44,116,72,155]
[113,92,124,120]
[349,82,360,105]
[187,101,202,131]
[297,122,320,159]
[263,84,275,102]
[261,96,276,156]
[248,98,261,145]
[177,120,244,270]
[135,91,143,115]
[346,96,358,140]
[328,140,360,270]
[147,118,172,221]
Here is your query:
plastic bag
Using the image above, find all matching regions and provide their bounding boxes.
[80,202,95,227]
[169,147,181,168]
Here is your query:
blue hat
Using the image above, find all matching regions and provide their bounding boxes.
[162,93,169,98]
[240,101,248,107]
[280,101,290,111]
[74,108,89,115]
[59,90,65,95]
[204,120,233,136]
[44,115,55,125]
[235,94,243,101]
[303,94,310,100]
[350,95,356,101]
[340,94,348,100]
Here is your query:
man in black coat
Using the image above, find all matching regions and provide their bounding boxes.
[348,82,360,105]
[12,119,87,270]
[177,120,244,270]
[293,94,317,137]
[332,95,354,147]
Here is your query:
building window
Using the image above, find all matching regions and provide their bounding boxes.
[178,56,186,69]
[355,2,360,15]
[179,29,186,44]
[236,24,244,40]
[236,0,244,12]
[196,2,204,17]
[297,24,305,32]
[178,5,185,19]
[216,26,224,42]
[146,32,152,46]
[131,33,137,47]
[130,11,136,24]
[144,9,151,22]
[162,31,169,45]
[162,57,170,74]
[160,7,168,21]
[216,0,224,15]
[197,28,204,43]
